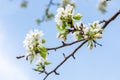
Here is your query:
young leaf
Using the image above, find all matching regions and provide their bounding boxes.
[40,52,47,59]
[42,39,46,44]
[40,47,47,52]
[73,13,82,20]
[30,54,35,63]
[34,66,43,71]
[77,34,82,41]
[45,61,51,65]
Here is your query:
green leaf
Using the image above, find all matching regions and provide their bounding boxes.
[45,61,51,65]
[40,47,47,52]
[98,29,103,33]
[46,13,54,20]
[88,40,93,50]
[56,24,64,31]
[62,22,66,30]
[42,39,46,44]
[40,47,48,59]
[30,54,35,63]
[34,66,43,71]
[39,47,48,59]
[77,34,82,41]
[88,40,91,45]
[40,52,47,59]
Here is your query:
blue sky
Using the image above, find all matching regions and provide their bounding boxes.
[0,0,120,80]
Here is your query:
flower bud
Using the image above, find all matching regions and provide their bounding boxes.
[88,43,93,50]
[73,13,82,20]
[94,33,102,39]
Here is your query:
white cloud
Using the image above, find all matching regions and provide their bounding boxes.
[0,29,32,80]
[0,55,32,80]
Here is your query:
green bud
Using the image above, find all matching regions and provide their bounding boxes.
[21,1,28,8]
[88,40,93,50]
[73,13,82,20]
[35,19,41,25]
[42,39,46,44]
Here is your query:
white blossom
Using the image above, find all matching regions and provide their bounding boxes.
[72,20,103,41]
[84,35,88,39]
[55,4,74,26]
[57,8,64,14]
[94,33,102,39]
[23,29,44,56]
[83,25,89,34]
[65,4,74,14]
[57,32,64,41]
[93,28,99,32]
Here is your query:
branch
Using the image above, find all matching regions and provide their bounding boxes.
[16,39,84,59]
[102,9,120,29]
[43,40,88,80]
[38,0,59,23]
[17,8,120,80]
[42,9,120,80]
[16,55,25,59]
[47,39,85,51]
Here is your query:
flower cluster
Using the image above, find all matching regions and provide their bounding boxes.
[55,4,74,29]
[23,29,44,57]
[72,21,103,49]
[23,29,50,71]
[55,4,82,41]
[55,4,103,50]
[73,21,102,40]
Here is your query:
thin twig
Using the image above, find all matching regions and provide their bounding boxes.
[47,39,85,51]
[42,9,120,80]
[39,0,59,23]
[43,40,88,80]
[16,55,25,59]
[102,9,120,29]
[16,39,84,59]
[93,40,102,47]
[17,8,120,80]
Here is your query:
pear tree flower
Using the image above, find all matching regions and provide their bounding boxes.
[57,30,68,41]
[55,4,103,50]
[55,4,74,30]
[23,29,48,63]
[55,4,83,42]
[87,21,103,49]
[23,30,43,56]
[23,29,50,71]
[94,33,102,39]
[72,21,103,50]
